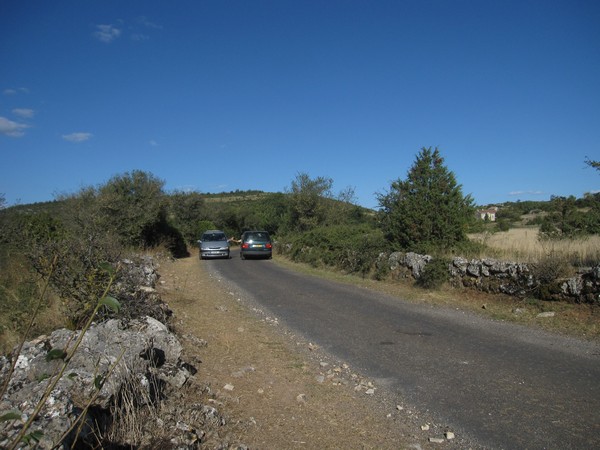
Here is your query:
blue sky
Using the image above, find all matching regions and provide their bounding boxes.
[1,0,599,209]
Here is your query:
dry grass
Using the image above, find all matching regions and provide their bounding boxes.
[469,227,600,266]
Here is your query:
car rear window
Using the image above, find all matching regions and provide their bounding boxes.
[245,232,269,241]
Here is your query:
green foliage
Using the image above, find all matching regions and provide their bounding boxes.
[279,224,387,276]
[286,172,333,232]
[46,348,68,362]
[166,191,206,245]
[96,171,170,248]
[196,220,218,237]
[531,251,573,301]
[538,196,588,239]
[0,411,22,422]
[241,193,289,235]
[21,430,43,445]
[377,147,475,252]
[416,258,450,289]
[585,157,600,172]
[99,295,121,313]
[496,220,511,232]
[0,170,190,331]
[495,206,522,223]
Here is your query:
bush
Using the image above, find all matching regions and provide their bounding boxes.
[496,220,511,232]
[416,258,450,289]
[279,224,387,276]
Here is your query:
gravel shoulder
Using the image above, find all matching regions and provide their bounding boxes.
[158,252,462,449]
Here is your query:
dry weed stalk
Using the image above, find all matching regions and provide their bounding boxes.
[104,361,163,446]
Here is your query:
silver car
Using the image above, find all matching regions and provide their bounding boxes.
[198,230,230,259]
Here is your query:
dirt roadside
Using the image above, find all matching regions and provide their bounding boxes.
[157,252,472,450]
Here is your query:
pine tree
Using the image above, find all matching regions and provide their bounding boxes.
[377,147,475,252]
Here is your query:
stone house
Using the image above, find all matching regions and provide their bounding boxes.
[477,207,498,221]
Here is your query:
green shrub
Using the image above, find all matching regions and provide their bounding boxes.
[279,224,387,276]
[416,258,450,289]
[496,220,511,232]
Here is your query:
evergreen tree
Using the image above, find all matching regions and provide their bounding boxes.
[377,147,475,252]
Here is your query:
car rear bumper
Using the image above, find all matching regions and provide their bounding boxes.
[241,249,272,258]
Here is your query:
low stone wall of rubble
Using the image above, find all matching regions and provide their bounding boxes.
[378,251,600,303]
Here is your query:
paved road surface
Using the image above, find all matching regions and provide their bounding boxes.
[204,251,600,449]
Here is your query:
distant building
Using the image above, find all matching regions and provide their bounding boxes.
[477,207,498,221]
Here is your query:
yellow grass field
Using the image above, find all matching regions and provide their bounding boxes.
[469,227,600,266]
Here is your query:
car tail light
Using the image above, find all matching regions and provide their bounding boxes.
[266,243,272,249]
[242,243,250,249]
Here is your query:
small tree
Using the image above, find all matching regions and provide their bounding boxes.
[286,173,333,232]
[167,191,206,244]
[97,171,167,247]
[539,195,588,239]
[377,147,475,252]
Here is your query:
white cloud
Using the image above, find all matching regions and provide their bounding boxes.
[136,16,163,29]
[0,116,30,137]
[149,139,159,146]
[130,17,162,41]
[93,24,121,43]
[12,108,35,119]
[3,87,29,95]
[508,190,545,196]
[62,132,92,143]
[132,33,150,42]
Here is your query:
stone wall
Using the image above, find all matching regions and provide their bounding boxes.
[378,251,600,303]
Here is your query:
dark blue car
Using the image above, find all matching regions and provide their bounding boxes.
[240,231,272,260]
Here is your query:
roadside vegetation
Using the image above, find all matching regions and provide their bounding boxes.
[0,151,598,446]
[1,152,599,353]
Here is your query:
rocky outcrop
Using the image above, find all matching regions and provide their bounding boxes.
[0,317,195,449]
[0,256,233,449]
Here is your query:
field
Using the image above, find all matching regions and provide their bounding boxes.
[469,226,600,267]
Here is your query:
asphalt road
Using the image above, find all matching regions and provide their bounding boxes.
[204,250,600,449]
